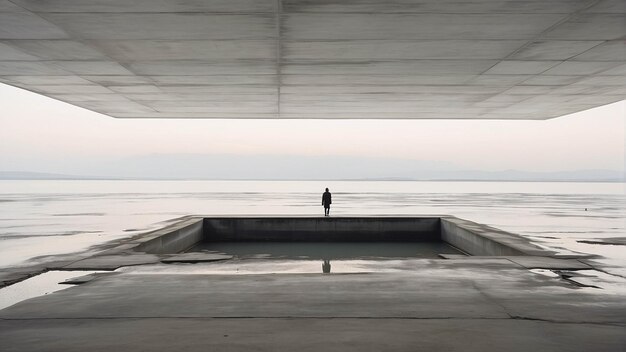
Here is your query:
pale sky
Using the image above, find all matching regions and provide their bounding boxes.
[0,83,624,175]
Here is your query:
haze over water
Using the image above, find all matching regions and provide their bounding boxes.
[0,180,624,275]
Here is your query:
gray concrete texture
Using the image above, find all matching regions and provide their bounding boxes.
[1,215,623,350]
[1,261,624,351]
[204,217,441,241]
[0,215,593,290]
[441,216,556,256]
[133,216,204,254]
[132,216,557,256]
[0,0,624,119]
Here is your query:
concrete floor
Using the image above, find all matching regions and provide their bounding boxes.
[1,258,624,351]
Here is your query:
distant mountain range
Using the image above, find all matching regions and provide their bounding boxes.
[2,154,625,182]
[0,171,114,180]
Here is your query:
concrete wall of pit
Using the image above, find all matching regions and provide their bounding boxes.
[132,216,548,257]
[203,217,440,242]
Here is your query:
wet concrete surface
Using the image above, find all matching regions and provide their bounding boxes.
[161,253,233,263]
[1,213,625,350]
[188,241,465,260]
[1,259,624,351]
[577,237,626,246]
[60,253,163,270]
[2,318,624,352]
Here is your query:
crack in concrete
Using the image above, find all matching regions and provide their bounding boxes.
[508,315,625,327]
[470,281,514,319]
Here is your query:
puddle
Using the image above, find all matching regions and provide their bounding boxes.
[530,268,626,294]
[529,269,561,279]
[188,241,464,260]
[119,259,437,275]
[558,269,626,294]
[0,270,105,311]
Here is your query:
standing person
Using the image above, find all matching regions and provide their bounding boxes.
[322,188,332,216]
[322,260,331,273]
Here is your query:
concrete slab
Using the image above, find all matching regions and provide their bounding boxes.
[542,61,623,75]
[595,63,626,75]
[92,40,276,61]
[12,0,275,13]
[0,259,624,351]
[521,75,584,86]
[433,258,523,269]
[0,0,26,12]
[148,74,276,85]
[0,42,38,60]
[0,1,622,119]
[586,0,626,13]
[1,318,624,352]
[62,254,162,270]
[1,75,93,85]
[0,273,499,319]
[128,61,276,76]
[509,40,604,60]
[0,209,622,351]
[283,60,499,77]
[287,0,593,14]
[29,84,114,94]
[0,269,44,288]
[0,61,67,75]
[6,40,107,60]
[439,255,593,270]
[81,75,154,85]
[544,14,626,40]
[0,263,618,320]
[41,13,275,40]
[509,257,591,270]
[50,60,134,75]
[48,93,131,102]
[283,13,563,40]
[282,41,524,60]
[59,273,103,285]
[572,40,626,61]
[0,12,68,39]
[484,60,560,75]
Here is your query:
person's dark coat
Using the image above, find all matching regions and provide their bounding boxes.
[322,191,332,208]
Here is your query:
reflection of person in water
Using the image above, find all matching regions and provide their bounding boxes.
[322,188,332,216]
[322,260,331,274]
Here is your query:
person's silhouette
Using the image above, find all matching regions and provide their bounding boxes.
[322,188,332,216]
[322,260,331,274]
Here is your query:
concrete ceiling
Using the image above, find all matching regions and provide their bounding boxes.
[0,0,624,119]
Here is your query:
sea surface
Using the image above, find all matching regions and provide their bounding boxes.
[0,180,624,275]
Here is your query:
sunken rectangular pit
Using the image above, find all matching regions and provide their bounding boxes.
[194,217,454,259]
[203,217,441,242]
[132,216,554,259]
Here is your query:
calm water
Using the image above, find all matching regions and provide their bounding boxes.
[0,180,624,274]
[189,242,464,260]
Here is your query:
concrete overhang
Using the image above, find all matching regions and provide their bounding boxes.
[0,0,624,119]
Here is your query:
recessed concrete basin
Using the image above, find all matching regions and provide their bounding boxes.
[130,216,556,258]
